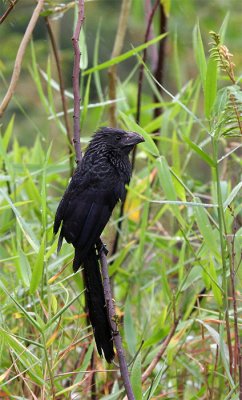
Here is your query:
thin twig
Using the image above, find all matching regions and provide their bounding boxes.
[141,318,180,384]
[0,0,19,24]
[108,0,132,127]
[45,17,74,173]
[145,0,158,71]
[72,0,85,164]
[135,0,160,126]
[0,0,45,117]
[153,3,167,120]
[100,252,135,400]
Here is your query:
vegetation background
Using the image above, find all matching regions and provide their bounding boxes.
[0,0,241,399]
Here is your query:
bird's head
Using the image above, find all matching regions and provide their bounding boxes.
[93,127,145,154]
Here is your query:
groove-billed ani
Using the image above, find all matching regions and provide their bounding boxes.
[54,127,144,362]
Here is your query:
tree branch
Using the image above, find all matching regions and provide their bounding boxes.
[100,252,135,400]
[0,0,19,25]
[0,0,45,117]
[45,16,74,173]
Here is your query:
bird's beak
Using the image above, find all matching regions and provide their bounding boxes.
[125,131,145,146]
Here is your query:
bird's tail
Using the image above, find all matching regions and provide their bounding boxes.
[74,246,115,363]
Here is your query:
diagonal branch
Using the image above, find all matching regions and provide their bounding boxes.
[0,0,19,25]
[0,0,45,117]
[141,317,180,384]
[100,252,135,400]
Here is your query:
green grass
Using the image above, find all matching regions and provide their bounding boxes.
[0,8,241,400]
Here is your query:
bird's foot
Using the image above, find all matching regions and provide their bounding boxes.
[96,239,109,257]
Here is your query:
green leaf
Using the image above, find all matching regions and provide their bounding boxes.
[100,390,124,400]
[80,74,92,130]
[30,41,49,113]
[2,115,15,150]
[205,57,218,118]
[93,21,104,102]
[0,189,39,252]
[156,157,185,227]
[209,257,223,307]
[18,247,32,287]
[193,23,207,92]
[194,200,220,260]
[73,342,94,384]
[0,281,41,331]
[41,143,52,231]
[197,320,234,387]
[124,296,136,356]
[29,234,46,294]
[79,29,88,70]
[0,328,44,385]
[83,33,167,76]
[219,13,230,43]
[223,182,242,210]
[131,353,142,400]
[183,135,215,167]
[181,266,202,291]
[45,291,84,329]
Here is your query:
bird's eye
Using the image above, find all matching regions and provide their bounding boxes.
[116,135,121,141]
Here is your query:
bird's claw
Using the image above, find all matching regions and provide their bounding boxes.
[96,239,109,256]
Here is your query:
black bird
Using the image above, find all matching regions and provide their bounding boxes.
[54,127,144,362]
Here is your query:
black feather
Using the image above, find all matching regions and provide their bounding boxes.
[53,127,144,362]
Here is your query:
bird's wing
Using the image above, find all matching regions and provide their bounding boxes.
[55,172,118,255]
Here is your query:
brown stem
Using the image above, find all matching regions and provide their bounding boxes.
[45,17,74,172]
[145,0,158,70]
[0,0,45,117]
[135,0,160,127]
[0,0,19,24]
[72,0,85,164]
[153,3,167,120]
[108,0,132,127]
[141,317,179,384]
[100,251,135,400]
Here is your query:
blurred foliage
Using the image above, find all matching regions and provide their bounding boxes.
[0,0,241,399]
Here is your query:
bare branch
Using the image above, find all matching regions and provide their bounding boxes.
[153,3,167,120]
[0,0,45,117]
[135,0,160,126]
[0,0,19,25]
[100,252,135,400]
[45,16,74,173]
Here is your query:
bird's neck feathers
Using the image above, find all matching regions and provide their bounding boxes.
[84,139,132,180]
